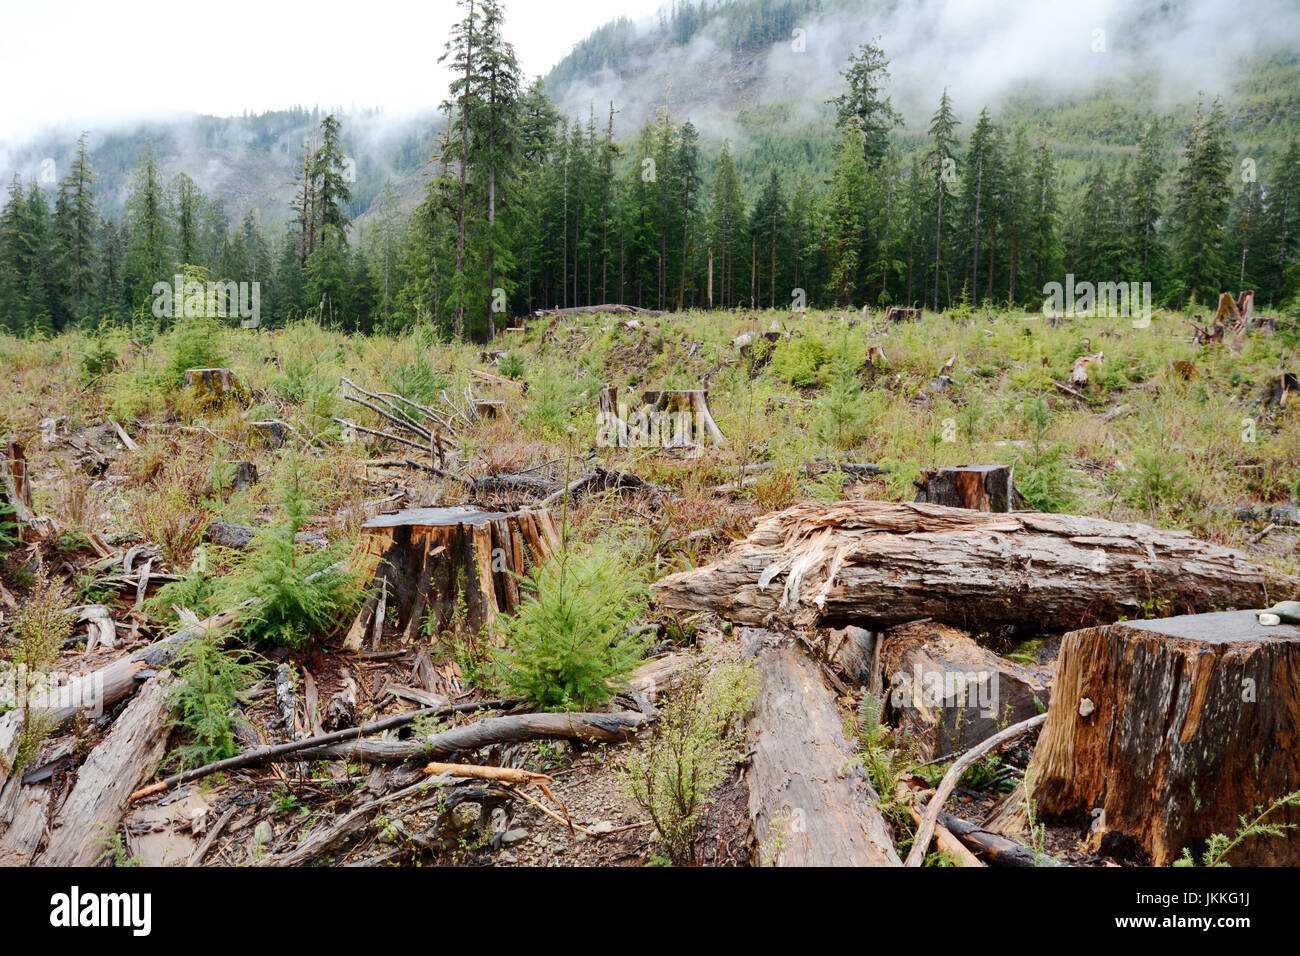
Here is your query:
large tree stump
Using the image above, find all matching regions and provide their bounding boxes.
[356,506,559,646]
[183,368,247,404]
[914,465,1029,512]
[1025,611,1300,865]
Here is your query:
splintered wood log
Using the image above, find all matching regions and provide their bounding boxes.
[183,367,246,404]
[360,506,559,642]
[881,621,1051,758]
[913,464,1028,512]
[742,628,901,866]
[36,674,175,867]
[651,500,1296,633]
[1024,611,1300,865]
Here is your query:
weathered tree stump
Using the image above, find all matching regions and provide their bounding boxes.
[880,621,1051,758]
[885,306,920,323]
[183,368,247,404]
[353,506,559,647]
[642,389,727,448]
[1025,610,1300,865]
[249,420,288,448]
[472,399,505,420]
[913,465,1029,512]
[598,386,726,449]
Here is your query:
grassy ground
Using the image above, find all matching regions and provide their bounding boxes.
[2,304,1297,865]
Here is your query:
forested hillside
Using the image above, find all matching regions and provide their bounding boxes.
[1,0,1298,340]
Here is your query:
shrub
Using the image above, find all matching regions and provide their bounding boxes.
[167,636,262,769]
[621,659,756,865]
[1015,398,1078,513]
[494,541,648,710]
[816,332,868,450]
[221,459,362,648]
[499,351,525,380]
[1,569,70,772]
[770,335,829,386]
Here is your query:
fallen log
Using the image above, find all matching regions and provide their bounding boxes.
[1024,610,1300,865]
[291,710,646,764]
[36,674,175,866]
[128,698,520,802]
[930,803,1055,867]
[652,500,1296,632]
[742,627,901,866]
[905,712,1047,867]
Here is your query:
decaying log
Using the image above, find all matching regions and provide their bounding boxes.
[913,465,1029,512]
[360,506,559,642]
[1024,611,1300,865]
[881,621,1051,758]
[742,628,901,866]
[652,500,1296,633]
[36,674,175,867]
[129,698,520,802]
[292,711,646,764]
[929,802,1056,867]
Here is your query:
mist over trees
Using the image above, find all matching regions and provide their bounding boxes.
[2,0,1298,340]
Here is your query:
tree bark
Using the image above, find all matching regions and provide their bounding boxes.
[37,674,175,867]
[652,500,1295,633]
[742,628,901,866]
[359,506,558,643]
[1025,610,1300,865]
[913,464,1028,512]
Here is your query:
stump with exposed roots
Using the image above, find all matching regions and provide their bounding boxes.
[348,506,560,649]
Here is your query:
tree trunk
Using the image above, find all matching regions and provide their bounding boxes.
[913,464,1028,512]
[743,628,902,866]
[358,506,558,644]
[652,500,1296,633]
[1024,611,1300,865]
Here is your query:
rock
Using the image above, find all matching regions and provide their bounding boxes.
[252,820,274,851]
[501,828,530,845]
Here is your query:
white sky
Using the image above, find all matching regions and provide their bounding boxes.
[0,0,667,144]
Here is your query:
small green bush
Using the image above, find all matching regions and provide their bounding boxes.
[494,541,648,711]
[167,636,262,769]
[771,334,829,386]
[621,659,756,865]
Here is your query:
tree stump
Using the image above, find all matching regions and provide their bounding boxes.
[354,506,559,647]
[885,307,920,323]
[1025,610,1300,865]
[913,465,1029,512]
[183,368,247,404]
[642,389,727,448]
[473,399,505,420]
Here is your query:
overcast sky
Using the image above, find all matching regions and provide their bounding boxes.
[0,0,666,144]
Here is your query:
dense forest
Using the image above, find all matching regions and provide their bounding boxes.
[1,0,1298,341]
